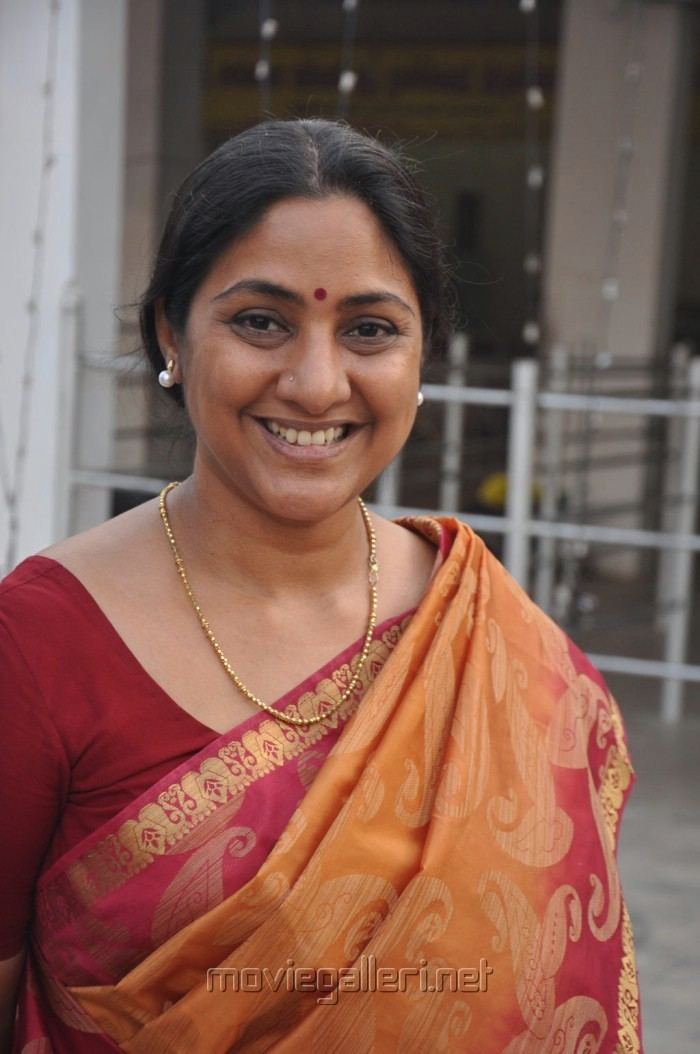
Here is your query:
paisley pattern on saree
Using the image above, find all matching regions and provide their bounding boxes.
[501,996,609,1054]
[478,871,582,1039]
[485,611,575,869]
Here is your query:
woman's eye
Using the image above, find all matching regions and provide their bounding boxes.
[347,320,397,340]
[232,313,286,333]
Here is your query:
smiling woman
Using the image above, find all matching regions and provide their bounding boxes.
[155,194,423,527]
[0,120,641,1053]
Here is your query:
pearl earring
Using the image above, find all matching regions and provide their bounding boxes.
[158,359,177,388]
[417,391,425,407]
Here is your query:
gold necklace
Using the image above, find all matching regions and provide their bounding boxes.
[158,482,379,728]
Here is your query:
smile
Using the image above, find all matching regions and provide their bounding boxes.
[262,420,350,447]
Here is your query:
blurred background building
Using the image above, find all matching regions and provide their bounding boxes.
[2,1,700,1049]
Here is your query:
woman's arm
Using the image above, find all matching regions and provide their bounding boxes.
[0,949,26,1053]
[0,610,68,1052]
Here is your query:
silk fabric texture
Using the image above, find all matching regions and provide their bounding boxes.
[27,518,641,1052]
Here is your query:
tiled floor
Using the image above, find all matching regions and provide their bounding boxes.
[607,691,700,1054]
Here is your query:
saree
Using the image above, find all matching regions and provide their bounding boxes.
[14,517,641,1053]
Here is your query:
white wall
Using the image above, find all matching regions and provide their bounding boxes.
[0,0,127,570]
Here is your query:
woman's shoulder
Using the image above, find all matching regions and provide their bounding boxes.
[371,515,443,618]
[0,499,162,639]
[0,553,81,626]
[35,496,161,580]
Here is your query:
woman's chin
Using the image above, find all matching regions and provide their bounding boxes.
[256,485,363,527]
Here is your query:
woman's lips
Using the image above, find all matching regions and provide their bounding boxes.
[253,416,360,460]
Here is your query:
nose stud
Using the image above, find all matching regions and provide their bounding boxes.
[288,373,295,383]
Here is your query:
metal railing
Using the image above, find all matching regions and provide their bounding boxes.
[373,356,700,722]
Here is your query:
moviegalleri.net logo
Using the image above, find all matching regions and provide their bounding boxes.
[207,955,494,1005]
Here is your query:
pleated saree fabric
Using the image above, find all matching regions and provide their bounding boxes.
[16,518,641,1053]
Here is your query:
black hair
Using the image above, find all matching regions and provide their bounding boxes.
[140,118,455,405]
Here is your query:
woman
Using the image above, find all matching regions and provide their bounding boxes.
[0,119,641,1053]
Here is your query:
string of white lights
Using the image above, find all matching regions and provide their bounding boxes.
[519,0,545,349]
[337,0,360,118]
[255,0,278,115]
[1,0,61,574]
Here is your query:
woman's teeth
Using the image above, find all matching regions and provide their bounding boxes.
[265,421,348,446]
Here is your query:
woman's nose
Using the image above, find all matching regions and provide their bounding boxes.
[278,338,352,412]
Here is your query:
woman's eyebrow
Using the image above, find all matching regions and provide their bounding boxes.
[340,291,415,316]
[212,279,303,304]
[212,280,415,317]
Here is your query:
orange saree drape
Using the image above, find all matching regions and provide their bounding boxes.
[66,517,640,1052]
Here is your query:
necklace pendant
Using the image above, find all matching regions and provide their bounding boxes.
[368,561,379,586]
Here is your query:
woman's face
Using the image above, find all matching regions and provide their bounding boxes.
[160,194,423,525]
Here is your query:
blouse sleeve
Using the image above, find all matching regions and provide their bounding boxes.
[0,618,69,957]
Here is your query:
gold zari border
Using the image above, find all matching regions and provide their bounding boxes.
[61,624,407,902]
[614,903,641,1053]
[598,697,633,848]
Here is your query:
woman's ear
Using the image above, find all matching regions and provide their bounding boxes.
[154,300,183,384]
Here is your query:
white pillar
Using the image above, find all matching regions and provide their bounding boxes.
[0,0,127,569]
[542,0,695,578]
[505,360,538,589]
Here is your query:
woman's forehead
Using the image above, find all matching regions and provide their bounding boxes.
[202,196,418,303]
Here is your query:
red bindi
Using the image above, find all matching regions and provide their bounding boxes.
[314,287,327,300]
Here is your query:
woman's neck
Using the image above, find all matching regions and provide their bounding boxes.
[169,472,372,604]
